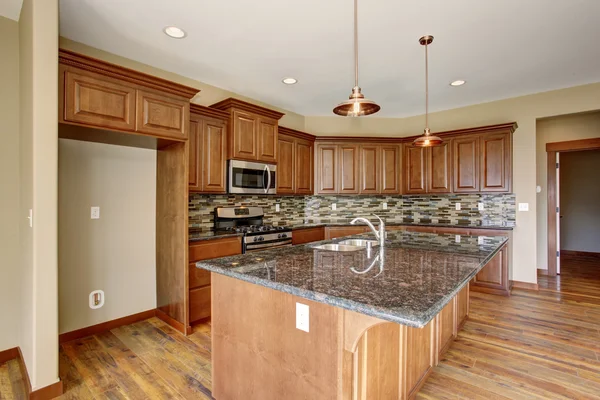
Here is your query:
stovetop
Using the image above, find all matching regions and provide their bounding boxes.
[219,225,291,235]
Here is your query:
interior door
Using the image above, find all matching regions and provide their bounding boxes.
[556,152,561,274]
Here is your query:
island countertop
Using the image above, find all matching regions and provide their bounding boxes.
[197,231,508,328]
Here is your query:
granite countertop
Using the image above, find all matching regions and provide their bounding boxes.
[292,221,514,231]
[197,231,508,328]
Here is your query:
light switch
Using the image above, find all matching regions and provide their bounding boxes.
[455,203,461,211]
[91,206,100,219]
[518,203,529,212]
[331,203,337,211]
[478,203,484,211]
[455,235,461,243]
[478,236,485,245]
[296,302,309,332]
[382,202,388,210]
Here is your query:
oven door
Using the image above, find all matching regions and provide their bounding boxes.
[229,160,277,195]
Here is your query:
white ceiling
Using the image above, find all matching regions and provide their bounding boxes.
[0,0,23,21]
[59,0,600,118]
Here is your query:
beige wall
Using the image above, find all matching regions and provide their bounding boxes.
[0,16,20,352]
[559,150,600,253]
[536,111,600,269]
[306,83,600,283]
[19,0,60,390]
[58,138,157,333]
[58,37,306,132]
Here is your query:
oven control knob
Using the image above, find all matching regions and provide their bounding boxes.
[279,233,287,238]
[253,237,258,242]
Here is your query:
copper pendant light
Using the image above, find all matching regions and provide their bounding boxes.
[333,0,380,117]
[413,35,443,147]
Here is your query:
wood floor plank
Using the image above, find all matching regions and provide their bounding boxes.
[6,360,26,400]
[0,363,14,400]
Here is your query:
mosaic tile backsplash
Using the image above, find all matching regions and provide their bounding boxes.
[189,193,516,232]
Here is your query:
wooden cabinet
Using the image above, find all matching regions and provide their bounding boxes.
[339,145,360,194]
[316,144,338,194]
[292,227,325,245]
[473,243,509,296]
[277,128,315,195]
[481,133,511,192]
[211,98,284,163]
[428,141,452,193]
[453,135,480,192]
[189,105,228,193]
[360,145,380,194]
[404,145,427,194]
[381,145,401,194]
[59,51,196,141]
[188,236,242,324]
[324,226,368,240]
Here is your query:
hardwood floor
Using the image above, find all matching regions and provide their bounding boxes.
[1,254,599,399]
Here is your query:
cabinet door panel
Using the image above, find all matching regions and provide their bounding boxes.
[296,139,314,194]
[339,145,360,194]
[232,110,258,160]
[316,145,338,194]
[189,286,211,322]
[203,119,227,193]
[428,141,452,193]
[136,89,188,139]
[481,133,510,192]
[405,320,436,398]
[381,145,401,194]
[473,245,508,291]
[63,69,136,131]
[257,117,278,163]
[277,135,295,194]
[437,300,456,359]
[453,136,480,192]
[360,145,380,194]
[405,145,427,194]
[188,119,202,191]
[456,283,469,330]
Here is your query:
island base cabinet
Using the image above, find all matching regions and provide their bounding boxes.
[211,273,470,400]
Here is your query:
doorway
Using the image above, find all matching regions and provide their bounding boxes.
[546,138,600,276]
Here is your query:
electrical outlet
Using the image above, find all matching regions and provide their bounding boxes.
[455,235,461,243]
[275,204,280,212]
[478,236,485,245]
[91,206,100,219]
[28,209,33,228]
[382,202,388,210]
[478,203,484,211]
[89,290,105,309]
[331,203,337,211]
[518,203,529,212]
[296,302,309,332]
[455,203,461,211]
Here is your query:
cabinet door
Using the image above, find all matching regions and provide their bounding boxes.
[404,145,427,194]
[188,119,202,191]
[232,110,258,160]
[277,135,295,194]
[257,117,278,163]
[189,286,211,322]
[63,69,136,131]
[473,244,509,294]
[381,145,401,194]
[316,144,338,194]
[202,118,227,193]
[339,144,360,194]
[295,139,314,195]
[453,135,480,192]
[136,89,189,139]
[481,133,511,192]
[428,141,452,193]
[360,145,380,194]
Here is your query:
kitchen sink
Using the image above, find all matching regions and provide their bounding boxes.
[312,244,363,252]
[338,239,379,247]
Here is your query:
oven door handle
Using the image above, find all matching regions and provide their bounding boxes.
[264,164,271,194]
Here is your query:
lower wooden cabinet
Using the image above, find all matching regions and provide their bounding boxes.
[188,236,242,324]
[292,227,325,245]
[324,226,368,240]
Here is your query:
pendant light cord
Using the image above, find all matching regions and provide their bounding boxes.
[425,40,429,134]
[354,0,358,88]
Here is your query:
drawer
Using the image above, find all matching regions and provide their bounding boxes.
[190,286,211,323]
[189,264,211,289]
[189,236,242,262]
[292,227,325,245]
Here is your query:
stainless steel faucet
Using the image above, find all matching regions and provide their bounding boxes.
[350,215,386,247]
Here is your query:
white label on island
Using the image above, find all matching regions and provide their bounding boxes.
[296,302,309,332]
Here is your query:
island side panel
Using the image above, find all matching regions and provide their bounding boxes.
[211,273,343,400]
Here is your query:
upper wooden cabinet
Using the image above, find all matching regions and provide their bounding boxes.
[339,144,360,194]
[189,104,229,193]
[380,145,402,194]
[211,98,284,163]
[480,133,511,192]
[453,135,480,193]
[316,144,338,194]
[59,49,197,140]
[360,145,380,194]
[404,142,451,194]
[404,145,427,194]
[278,127,315,195]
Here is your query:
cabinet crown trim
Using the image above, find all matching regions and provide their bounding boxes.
[210,98,285,120]
[190,103,230,120]
[59,49,199,99]
[279,126,316,141]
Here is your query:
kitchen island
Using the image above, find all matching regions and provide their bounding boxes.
[197,230,508,400]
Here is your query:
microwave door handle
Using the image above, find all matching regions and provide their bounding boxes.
[265,165,271,193]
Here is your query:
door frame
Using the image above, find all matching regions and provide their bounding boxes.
[546,137,600,276]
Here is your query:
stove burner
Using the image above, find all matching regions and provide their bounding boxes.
[223,224,290,234]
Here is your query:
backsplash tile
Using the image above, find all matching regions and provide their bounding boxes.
[189,193,516,231]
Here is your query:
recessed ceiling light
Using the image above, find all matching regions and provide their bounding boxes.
[163,26,187,39]
[282,77,298,85]
[450,80,466,86]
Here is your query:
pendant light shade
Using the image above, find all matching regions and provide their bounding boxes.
[333,0,380,117]
[413,35,443,147]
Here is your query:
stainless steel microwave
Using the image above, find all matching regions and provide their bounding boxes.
[228,160,277,195]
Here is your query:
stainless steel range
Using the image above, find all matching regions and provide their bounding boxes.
[214,207,292,253]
